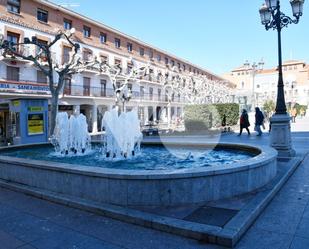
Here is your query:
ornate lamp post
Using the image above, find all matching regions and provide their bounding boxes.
[259,0,304,157]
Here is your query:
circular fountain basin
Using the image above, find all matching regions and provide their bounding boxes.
[0,142,277,206]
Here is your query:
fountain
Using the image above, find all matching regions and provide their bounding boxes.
[51,112,91,155]
[101,108,142,158]
[0,107,278,206]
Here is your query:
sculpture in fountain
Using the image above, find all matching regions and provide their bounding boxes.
[51,112,91,155]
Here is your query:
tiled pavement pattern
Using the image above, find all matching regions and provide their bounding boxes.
[0,116,308,249]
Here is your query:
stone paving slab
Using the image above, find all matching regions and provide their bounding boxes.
[0,154,303,248]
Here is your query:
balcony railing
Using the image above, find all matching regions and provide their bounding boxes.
[63,84,185,102]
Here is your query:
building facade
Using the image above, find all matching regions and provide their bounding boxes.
[223,60,309,111]
[0,0,227,144]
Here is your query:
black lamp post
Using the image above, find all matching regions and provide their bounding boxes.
[259,0,304,114]
[259,0,304,157]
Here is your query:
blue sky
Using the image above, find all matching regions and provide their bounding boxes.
[53,0,309,75]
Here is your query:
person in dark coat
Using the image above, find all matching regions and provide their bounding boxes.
[255,107,264,136]
[238,109,250,136]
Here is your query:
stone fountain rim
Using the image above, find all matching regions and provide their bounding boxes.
[0,142,277,180]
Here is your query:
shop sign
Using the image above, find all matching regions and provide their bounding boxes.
[12,100,20,107]
[28,106,44,112]
[0,82,50,94]
[28,113,44,135]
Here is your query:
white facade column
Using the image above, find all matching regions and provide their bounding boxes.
[73,105,80,115]
[144,106,149,124]
[92,104,98,133]
[153,106,157,122]
[167,105,171,126]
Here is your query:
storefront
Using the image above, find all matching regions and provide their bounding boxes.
[9,99,48,145]
[0,104,9,145]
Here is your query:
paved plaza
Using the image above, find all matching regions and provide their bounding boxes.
[0,117,308,249]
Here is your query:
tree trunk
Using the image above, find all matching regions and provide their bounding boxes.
[50,92,59,136]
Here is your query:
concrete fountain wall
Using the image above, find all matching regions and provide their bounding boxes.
[0,142,277,207]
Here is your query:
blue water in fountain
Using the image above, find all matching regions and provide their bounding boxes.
[1,145,254,170]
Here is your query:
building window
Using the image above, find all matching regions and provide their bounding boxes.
[127,83,132,91]
[63,18,72,30]
[37,8,48,23]
[63,46,71,64]
[183,64,186,71]
[6,66,19,81]
[171,60,175,66]
[100,32,107,43]
[100,79,106,97]
[149,87,153,100]
[83,26,91,38]
[165,57,169,65]
[139,47,144,57]
[127,42,133,52]
[149,50,153,59]
[37,39,48,60]
[114,59,121,67]
[37,70,47,83]
[157,54,161,62]
[83,50,92,61]
[127,62,133,74]
[7,0,20,13]
[114,38,121,48]
[83,77,91,96]
[177,62,181,69]
[140,86,144,99]
[64,77,71,95]
[6,32,19,51]
[100,55,108,64]
[158,89,161,101]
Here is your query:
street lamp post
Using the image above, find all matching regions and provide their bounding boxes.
[259,0,304,157]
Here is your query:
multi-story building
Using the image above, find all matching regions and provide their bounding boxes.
[0,0,227,144]
[223,60,309,111]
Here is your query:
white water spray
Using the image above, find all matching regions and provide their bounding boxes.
[51,112,91,155]
[101,108,142,158]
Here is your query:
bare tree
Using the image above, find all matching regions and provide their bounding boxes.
[96,57,150,112]
[161,66,233,105]
[0,28,95,135]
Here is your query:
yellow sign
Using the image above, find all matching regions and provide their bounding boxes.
[12,100,20,107]
[28,106,44,112]
[28,114,44,135]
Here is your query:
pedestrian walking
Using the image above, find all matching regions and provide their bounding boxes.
[255,107,264,136]
[238,109,250,136]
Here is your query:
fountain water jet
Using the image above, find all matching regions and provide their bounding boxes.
[51,112,91,155]
[102,108,142,158]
